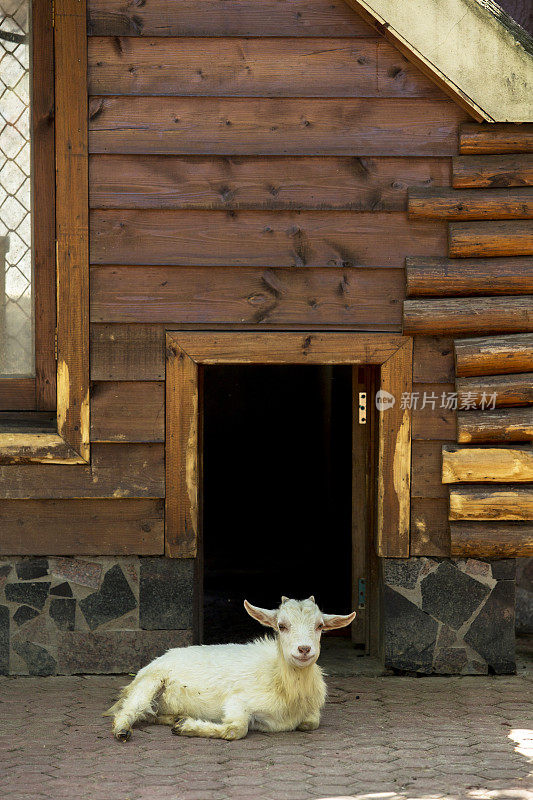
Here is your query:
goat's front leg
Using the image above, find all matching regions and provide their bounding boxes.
[297,711,321,731]
[172,699,249,741]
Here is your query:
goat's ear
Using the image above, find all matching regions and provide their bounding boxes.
[244,600,278,629]
[322,611,356,630]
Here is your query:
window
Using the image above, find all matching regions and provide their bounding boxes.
[0,0,89,465]
[0,0,55,410]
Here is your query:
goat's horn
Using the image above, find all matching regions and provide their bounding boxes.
[307,595,315,603]
[281,596,289,604]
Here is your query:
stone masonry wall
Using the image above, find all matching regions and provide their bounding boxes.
[0,557,195,675]
[383,557,516,675]
[516,557,533,635]
[0,554,519,676]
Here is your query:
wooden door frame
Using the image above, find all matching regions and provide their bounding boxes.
[166,331,412,561]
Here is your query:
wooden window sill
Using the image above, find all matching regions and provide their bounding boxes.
[0,414,86,464]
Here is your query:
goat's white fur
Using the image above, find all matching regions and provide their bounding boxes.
[106,596,355,741]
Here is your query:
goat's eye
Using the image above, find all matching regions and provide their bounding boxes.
[278,623,287,632]
[317,623,324,630]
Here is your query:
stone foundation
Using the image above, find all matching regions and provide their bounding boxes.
[383,557,516,674]
[0,554,518,675]
[516,557,533,635]
[0,556,194,675]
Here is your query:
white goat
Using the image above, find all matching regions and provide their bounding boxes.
[106,596,355,742]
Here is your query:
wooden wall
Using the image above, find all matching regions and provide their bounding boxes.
[405,126,533,558]
[1,0,472,556]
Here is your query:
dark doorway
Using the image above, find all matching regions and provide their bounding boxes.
[202,364,354,644]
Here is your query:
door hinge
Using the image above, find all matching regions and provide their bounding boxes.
[357,578,366,610]
[358,391,367,424]
[51,0,55,27]
[54,329,58,360]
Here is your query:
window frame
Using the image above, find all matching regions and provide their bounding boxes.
[0,0,56,410]
[0,0,89,464]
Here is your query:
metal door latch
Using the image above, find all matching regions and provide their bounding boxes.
[358,392,367,424]
[358,578,366,610]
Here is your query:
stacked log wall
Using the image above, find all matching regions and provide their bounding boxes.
[404,124,533,558]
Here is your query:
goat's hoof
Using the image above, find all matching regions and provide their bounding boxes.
[115,728,131,742]
[171,717,186,736]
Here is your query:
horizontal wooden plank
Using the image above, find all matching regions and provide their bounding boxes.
[0,443,165,498]
[91,324,165,380]
[90,266,404,327]
[88,37,443,98]
[411,382,456,441]
[88,97,468,157]
[403,297,533,336]
[457,407,533,443]
[0,499,164,555]
[450,522,533,557]
[91,381,164,442]
[455,333,533,377]
[460,124,533,155]
[449,221,533,258]
[411,440,447,498]
[89,155,451,211]
[91,210,447,267]
[166,330,408,364]
[449,485,533,521]
[456,373,533,407]
[453,154,533,188]
[413,336,454,383]
[442,444,533,483]
[0,378,36,411]
[406,256,533,297]
[410,496,449,556]
[409,187,533,220]
[87,0,376,37]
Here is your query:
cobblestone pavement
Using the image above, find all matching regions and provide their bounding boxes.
[1,661,532,800]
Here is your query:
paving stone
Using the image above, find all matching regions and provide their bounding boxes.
[465,580,516,673]
[384,586,438,672]
[11,640,56,676]
[463,559,493,580]
[421,561,490,629]
[15,558,49,580]
[49,582,73,598]
[383,558,423,589]
[57,629,192,673]
[79,565,136,630]
[49,598,76,631]
[0,605,8,675]
[2,669,533,800]
[12,605,39,627]
[139,558,194,630]
[490,559,517,581]
[50,558,103,589]
[433,646,469,673]
[5,582,51,611]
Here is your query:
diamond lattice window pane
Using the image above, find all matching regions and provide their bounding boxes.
[0,0,33,376]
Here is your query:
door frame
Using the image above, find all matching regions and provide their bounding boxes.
[165,331,412,643]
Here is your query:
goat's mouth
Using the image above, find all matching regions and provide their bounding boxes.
[292,653,315,665]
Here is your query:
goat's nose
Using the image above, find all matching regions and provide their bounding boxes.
[298,645,311,655]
